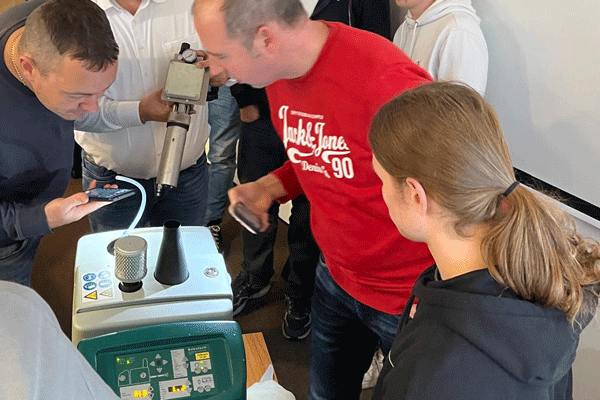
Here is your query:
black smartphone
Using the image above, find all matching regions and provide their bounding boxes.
[85,188,136,202]
[231,202,262,234]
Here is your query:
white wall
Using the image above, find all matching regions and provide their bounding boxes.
[473,0,600,211]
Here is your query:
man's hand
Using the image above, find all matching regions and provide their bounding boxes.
[139,88,173,124]
[195,50,229,87]
[208,70,229,87]
[227,175,287,232]
[44,180,117,230]
[240,105,260,123]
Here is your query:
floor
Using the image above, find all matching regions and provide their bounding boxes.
[31,178,373,400]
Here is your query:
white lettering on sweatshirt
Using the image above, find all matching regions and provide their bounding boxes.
[279,105,354,179]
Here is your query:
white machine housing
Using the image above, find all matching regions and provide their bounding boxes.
[72,226,232,345]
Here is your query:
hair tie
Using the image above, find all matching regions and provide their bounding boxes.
[502,181,519,197]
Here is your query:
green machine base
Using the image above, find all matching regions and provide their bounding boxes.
[78,321,246,400]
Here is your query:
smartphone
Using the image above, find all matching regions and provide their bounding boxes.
[231,202,262,234]
[85,188,136,202]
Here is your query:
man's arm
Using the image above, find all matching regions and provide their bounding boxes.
[75,89,172,132]
[0,181,114,243]
[230,83,270,123]
[369,51,433,119]
[74,96,142,133]
[0,281,120,399]
[0,201,51,243]
[227,172,291,232]
[268,161,304,203]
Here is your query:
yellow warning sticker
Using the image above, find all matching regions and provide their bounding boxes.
[195,352,210,360]
[85,291,98,300]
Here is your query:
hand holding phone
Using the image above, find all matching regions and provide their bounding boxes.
[85,188,136,202]
[231,202,263,234]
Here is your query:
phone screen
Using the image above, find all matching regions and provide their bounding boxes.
[85,188,136,202]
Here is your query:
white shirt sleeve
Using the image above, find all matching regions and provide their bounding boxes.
[0,281,119,399]
[75,96,143,133]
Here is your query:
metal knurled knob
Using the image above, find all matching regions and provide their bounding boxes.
[114,235,147,284]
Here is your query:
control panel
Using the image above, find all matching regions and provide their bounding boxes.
[78,321,246,400]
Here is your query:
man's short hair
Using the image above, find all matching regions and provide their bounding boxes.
[20,0,118,74]
[194,0,306,50]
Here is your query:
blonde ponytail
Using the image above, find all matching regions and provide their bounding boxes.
[482,186,600,323]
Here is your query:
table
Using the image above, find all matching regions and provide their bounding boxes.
[242,332,277,387]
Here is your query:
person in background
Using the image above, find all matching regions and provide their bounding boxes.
[75,0,213,235]
[306,0,390,38]
[393,0,488,95]
[203,75,242,254]
[192,0,434,398]
[369,82,600,399]
[229,82,319,342]
[0,0,119,286]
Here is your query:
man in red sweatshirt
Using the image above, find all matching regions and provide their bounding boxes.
[193,1,434,398]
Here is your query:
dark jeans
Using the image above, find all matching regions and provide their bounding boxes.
[81,152,208,232]
[237,116,320,300]
[309,258,401,400]
[0,237,41,286]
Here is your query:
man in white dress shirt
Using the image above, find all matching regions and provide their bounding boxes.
[75,0,211,232]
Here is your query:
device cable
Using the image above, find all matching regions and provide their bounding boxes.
[116,175,146,237]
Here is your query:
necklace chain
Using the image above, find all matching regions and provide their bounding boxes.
[10,30,24,83]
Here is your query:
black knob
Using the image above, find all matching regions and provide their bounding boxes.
[179,42,191,54]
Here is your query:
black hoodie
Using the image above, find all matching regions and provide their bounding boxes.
[372,266,594,400]
[311,0,390,40]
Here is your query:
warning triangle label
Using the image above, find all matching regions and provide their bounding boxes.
[84,291,98,300]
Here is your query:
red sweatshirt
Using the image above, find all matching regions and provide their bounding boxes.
[267,22,434,314]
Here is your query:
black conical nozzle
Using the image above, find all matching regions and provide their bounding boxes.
[154,220,189,285]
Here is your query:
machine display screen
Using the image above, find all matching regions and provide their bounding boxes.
[133,389,149,398]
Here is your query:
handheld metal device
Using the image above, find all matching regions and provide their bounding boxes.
[155,43,218,197]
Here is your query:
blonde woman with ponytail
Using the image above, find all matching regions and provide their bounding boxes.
[369,82,600,400]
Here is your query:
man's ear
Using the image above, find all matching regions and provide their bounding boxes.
[253,24,277,56]
[19,55,37,82]
[405,177,429,215]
